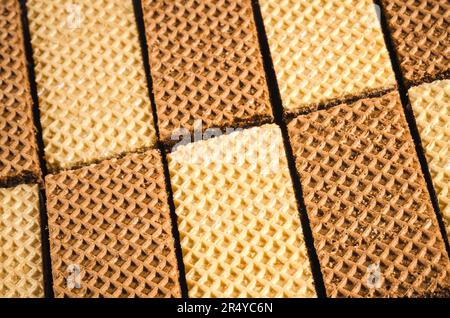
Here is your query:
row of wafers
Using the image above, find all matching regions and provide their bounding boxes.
[0,0,448,297]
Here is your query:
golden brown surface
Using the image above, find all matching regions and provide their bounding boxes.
[45,150,180,297]
[381,0,449,86]
[142,0,273,144]
[288,92,450,297]
[0,0,40,186]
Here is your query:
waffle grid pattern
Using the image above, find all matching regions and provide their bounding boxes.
[0,184,44,297]
[288,92,450,297]
[169,124,316,298]
[380,0,450,86]
[45,150,181,298]
[409,80,449,240]
[142,0,273,144]
[0,0,40,186]
[259,0,396,113]
[1,0,449,299]
[26,0,156,171]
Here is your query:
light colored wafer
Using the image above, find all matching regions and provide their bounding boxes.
[0,184,44,297]
[168,124,316,298]
[259,0,396,112]
[409,80,449,239]
[0,0,40,185]
[26,0,156,171]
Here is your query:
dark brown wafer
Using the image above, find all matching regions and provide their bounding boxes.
[287,91,450,297]
[380,0,449,86]
[141,0,273,145]
[45,149,181,298]
[0,0,40,186]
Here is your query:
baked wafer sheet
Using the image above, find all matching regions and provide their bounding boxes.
[169,124,316,298]
[288,92,450,297]
[27,0,157,171]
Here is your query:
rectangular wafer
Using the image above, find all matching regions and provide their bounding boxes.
[258,0,396,114]
[141,0,273,144]
[0,184,44,297]
[380,0,449,86]
[26,0,157,171]
[168,124,316,298]
[409,80,449,240]
[0,0,40,186]
[287,92,450,297]
[45,150,180,297]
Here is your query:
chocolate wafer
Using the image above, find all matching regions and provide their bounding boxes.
[45,150,180,298]
[380,0,449,86]
[26,0,157,171]
[409,80,449,240]
[287,91,450,297]
[0,184,44,297]
[259,0,396,113]
[141,0,273,144]
[168,124,316,298]
[0,0,40,186]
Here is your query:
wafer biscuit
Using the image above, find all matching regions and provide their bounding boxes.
[380,0,449,86]
[168,124,316,298]
[26,0,156,171]
[45,150,180,298]
[259,0,396,113]
[0,184,44,297]
[142,0,273,144]
[409,80,450,240]
[287,92,450,297]
[0,0,40,186]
